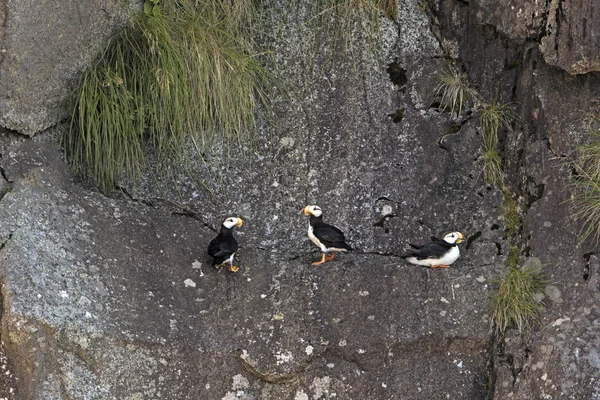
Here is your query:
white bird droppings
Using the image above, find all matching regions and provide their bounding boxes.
[184,279,196,288]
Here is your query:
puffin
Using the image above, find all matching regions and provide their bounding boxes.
[401,231,465,268]
[302,205,352,265]
[207,217,244,272]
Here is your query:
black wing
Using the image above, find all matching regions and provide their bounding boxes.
[408,236,444,249]
[402,241,451,260]
[207,235,238,264]
[314,222,352,250]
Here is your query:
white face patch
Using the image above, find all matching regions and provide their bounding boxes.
[223,217,240,229]
[308,205,322,217]
[443,232,462,244]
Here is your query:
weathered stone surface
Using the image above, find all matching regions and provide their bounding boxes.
[0,1,511,397]
[0,138,498,399]
[3,0,600,397]
[431,0,600,397]
[539,0,600,75]
[0,0,140,135]
[491,54,600,400]
[471,0,546,42]
[0,0,6,66]
[442,0,600,76]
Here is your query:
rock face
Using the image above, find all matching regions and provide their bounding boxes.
[539,0,600,74]
[434,0,600,399]
[469,0,600,75]
[0,134,497,399]
[0,0,139,135]
[0,0,599,399]
[0,1,508,398]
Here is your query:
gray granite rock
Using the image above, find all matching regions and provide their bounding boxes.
[0,0,140,135]
[0,138,496,399]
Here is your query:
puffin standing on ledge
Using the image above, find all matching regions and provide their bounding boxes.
[207,217,244,272]
[401,231,465,268]
[302,205,352,265]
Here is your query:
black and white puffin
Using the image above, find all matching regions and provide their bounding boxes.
[207,217,244,272]
[401,231,465,268]
[302,205,352,265]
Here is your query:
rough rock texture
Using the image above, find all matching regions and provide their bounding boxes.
[491,53,600,400]
[0,0,139,135]
[0,137,498,399]
[433,0,600,399]
[0,1,511,398]
[539,0,600,75]
[0,0,599,398]
[441,0,600,75]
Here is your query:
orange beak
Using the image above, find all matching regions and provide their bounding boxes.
[236,218,244,227]
[302,206,311,215]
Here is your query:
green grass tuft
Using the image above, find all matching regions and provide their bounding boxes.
[65,0,273,192]
[502,187,519,239]
[570,130,600,243]
[491,263,547,335]
[482,149,504,186]
[433,64,475,118]
[479,101,518,186]
[305,0,398,60]
[505,244,520,269]
[479,101,515,141]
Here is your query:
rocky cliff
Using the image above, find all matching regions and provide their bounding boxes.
[0,0,599,399]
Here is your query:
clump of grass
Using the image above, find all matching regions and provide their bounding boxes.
[570,130,600,243]
[501,188,519,239]
[64,0,272,192]
[490,263,547,335]
[505,244,520,269]
[482,149,503,186]
[479,101,517,185]
[480,101,515,140]
[377,0,398,19]
[305,0,398,58]
[432,63,475,118]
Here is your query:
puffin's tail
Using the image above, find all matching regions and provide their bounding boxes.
[338,242,353,251]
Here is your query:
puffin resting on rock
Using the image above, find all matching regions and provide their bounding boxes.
[302,205,352,265]
[401,231,465,268]
[207,217,244,272]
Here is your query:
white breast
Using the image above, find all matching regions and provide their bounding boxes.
[437,245,460,265]
[406,245,460,267]
[308,223,327,252]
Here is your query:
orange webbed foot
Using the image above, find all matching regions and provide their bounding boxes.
[431,264,450,269]
[324,251,337,261]
[228,265,239,272]
[312,253,326,265]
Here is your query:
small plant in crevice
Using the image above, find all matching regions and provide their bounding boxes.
[479,101,518,185]
[431,63,546,338]
[64,0,273,193]
[482,148,503,187]
[302,0,398,66]
[432,65,519,188]
[569,129,600,244]
[491,187,548,336]
[432,63,476,118]
[490,262,547,335]
[501,187,519,240]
